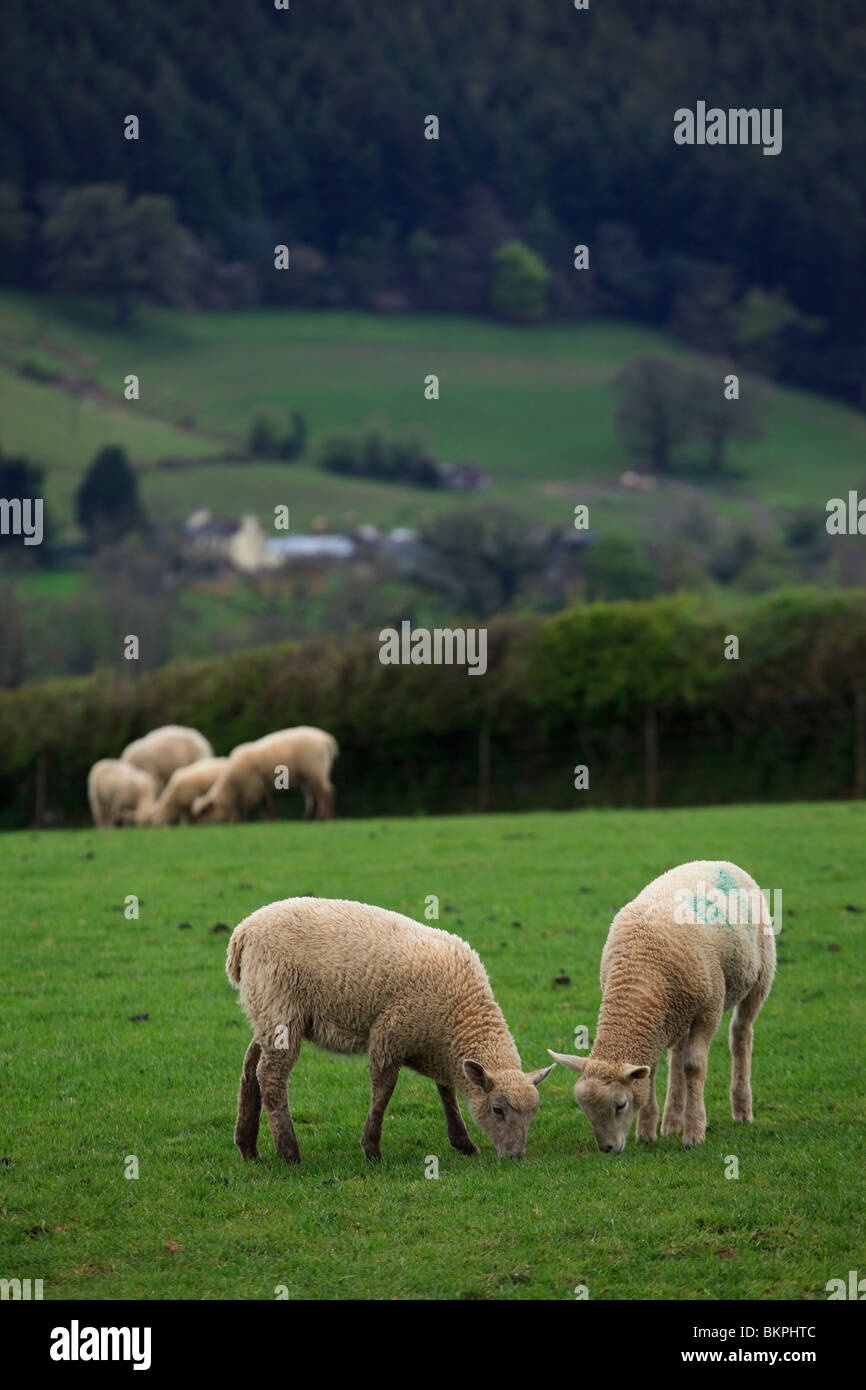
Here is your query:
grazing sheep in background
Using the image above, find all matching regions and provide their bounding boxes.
[121,725,213,793]
[193,726,338,823]
[87,759,157,828]
[226,896,553,1163]
[150,757,228,825]
[549,860,776,1152]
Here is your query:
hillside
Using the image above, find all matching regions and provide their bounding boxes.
[2,291,864,544]
[2,0,864,407]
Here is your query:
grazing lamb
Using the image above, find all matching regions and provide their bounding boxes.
[150,757,228,825]
[87,759,157,828]
[549,860,776,1152]
[226,897,553,1163]
[121,725,213,793]
[193,726,338,823]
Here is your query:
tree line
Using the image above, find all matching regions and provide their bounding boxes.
[0,0,863,401]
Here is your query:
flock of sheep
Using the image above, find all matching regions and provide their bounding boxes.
[86,726,776,1160]
[87,723,338,827]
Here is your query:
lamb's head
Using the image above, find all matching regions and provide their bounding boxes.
[191,785,235,823]
[461,1059,554,1158]
[547,1051,650,1153]
[132,777,157,827]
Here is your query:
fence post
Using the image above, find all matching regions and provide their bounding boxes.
[644,707,658,809]
[478,726,491,813]
[856,690,866,798]
[34,754,47,828]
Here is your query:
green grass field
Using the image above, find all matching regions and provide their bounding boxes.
[1,803,863,1301]
[2,290,865,542]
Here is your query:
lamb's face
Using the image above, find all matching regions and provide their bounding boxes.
[192,788,233,822]
[138,774,159,815]
[192,790,216,821]
[462,1060,554,1158]
[548,1052,650,1153]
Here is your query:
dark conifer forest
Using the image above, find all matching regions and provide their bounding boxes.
[1,0,864,399]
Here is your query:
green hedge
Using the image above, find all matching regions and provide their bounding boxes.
[2,589,865,828]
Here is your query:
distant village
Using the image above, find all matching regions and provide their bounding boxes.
[180,471,659,579]
[183,507,429,576]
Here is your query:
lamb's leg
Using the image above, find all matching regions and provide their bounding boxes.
[661,1040,687,1136]
[682,1012,720,1148]
[730,976,770,1122]
[361,1058,399,1161]
[314,782,334,820]
[256,1038,301,1164]
[301,785,315,821]
[235,1038,263,1160]
[635,1058,659,1142]
[437,1082,479,1155]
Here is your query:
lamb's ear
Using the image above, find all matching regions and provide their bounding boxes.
[547,1050,587,1073]
[463,1059,493,1092]
[526,1063,555,1087]
[619,1065,651,1083]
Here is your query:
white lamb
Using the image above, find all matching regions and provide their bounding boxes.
[150,757,228,825]
[193,726,337,823]
[549,860,776,1152]
[121,725,213,793]
[87,759,157,828]
[226,896,553,1163]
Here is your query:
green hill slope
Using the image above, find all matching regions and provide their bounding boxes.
[1,291,863,541]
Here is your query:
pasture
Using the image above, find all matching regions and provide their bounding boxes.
[2,290,865,543]
[1,803,863,1300]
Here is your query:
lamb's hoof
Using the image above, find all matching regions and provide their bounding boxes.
[277,1147,301,1165]
[454,1140,480,1156]
[661,1124,682,1138]
[635,1132,657,1144]
[732,1108,753,1124]
[362,1144,382,1162]
[682,1134,705,1149]
[238,1145,260,1162]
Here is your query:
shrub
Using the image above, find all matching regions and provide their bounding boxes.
[490,239,550,323]
[318,427,365,477]
[278,411,308,461]
[248,412,281,457]
[318,423,438,486]
[2,589,865,828]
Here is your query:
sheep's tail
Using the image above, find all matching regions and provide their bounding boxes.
[226,922,247,986]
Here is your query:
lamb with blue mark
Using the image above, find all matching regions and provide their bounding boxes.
[549,860,776,1152]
